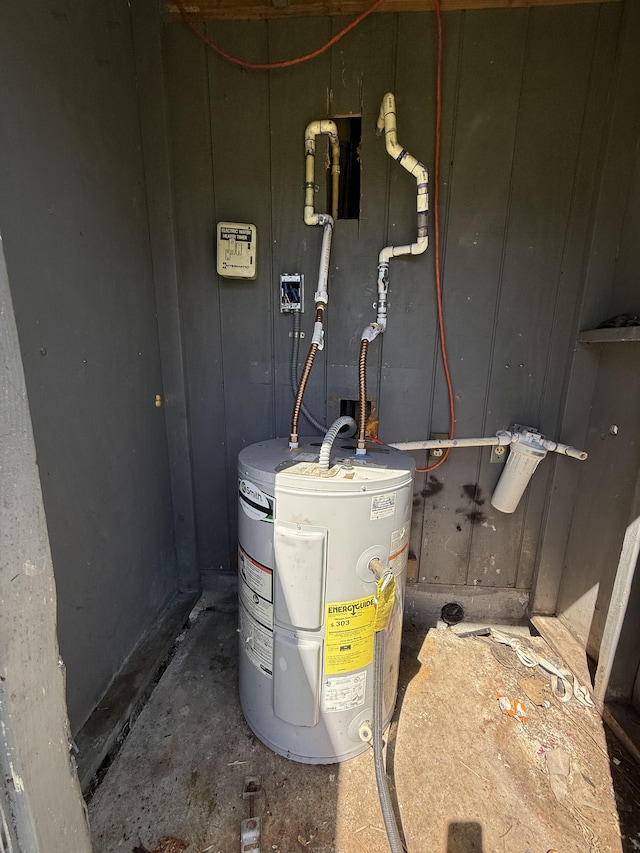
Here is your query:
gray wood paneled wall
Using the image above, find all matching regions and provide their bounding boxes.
[555,0,640,663]
[0,0,183,734]
[165,3,625,598]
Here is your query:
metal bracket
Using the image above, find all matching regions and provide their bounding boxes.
[240,776,262,853]
[240,817,261,853]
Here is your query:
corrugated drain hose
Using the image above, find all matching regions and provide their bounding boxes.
[318,416,357,471]
[291,310,325,433]
[373,629,404,853]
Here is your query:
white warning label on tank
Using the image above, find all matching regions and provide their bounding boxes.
[240,602,273,677]
[239,545,273,603]
[323,671,367,713]
[389,523,410,575]
[370,491,396,520]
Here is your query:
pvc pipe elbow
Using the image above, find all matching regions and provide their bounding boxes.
[411,237,429,256]
[305,119,339,147]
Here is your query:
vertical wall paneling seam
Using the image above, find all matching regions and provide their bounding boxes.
[535,8,600,433]
[266,22,277,438]
[371,14,399,426]
[511,8,556,586]
[205,21,230,561]
[465,9,531,588]
[427,9,463,440]
[377,13,400,435]
[527,6,602,592]
[529,1,627,613]
[477,9,531,446]
[129,0,199,593]
[446,11,482,582]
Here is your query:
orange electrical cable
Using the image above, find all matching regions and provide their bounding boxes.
[415,0,454,475]
[173,0,386,71]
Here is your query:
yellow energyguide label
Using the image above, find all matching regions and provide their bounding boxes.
[324,595,375,675]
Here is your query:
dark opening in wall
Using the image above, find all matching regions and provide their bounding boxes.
[327,117,361,221]
[339,396,372,426]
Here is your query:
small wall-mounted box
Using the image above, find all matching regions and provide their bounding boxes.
[216,222,257,280]
[280,273,304,313]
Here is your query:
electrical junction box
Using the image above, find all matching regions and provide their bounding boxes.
[216,222,257,280]
[280,273,304,312]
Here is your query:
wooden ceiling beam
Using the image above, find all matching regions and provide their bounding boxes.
[165,0,618,23]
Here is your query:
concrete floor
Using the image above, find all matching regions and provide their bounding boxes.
[88,607,639,853]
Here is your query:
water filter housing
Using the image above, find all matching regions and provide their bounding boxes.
[490,428,548,513]
[237,437,414,763]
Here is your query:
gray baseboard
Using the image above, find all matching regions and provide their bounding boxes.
[76,591,198,793]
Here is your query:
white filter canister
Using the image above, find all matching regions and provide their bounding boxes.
[490,438,547,513]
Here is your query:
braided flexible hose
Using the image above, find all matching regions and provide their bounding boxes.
[357,338,369,447]
[290,307,324,442]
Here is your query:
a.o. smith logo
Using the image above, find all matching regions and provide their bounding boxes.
[238,479,274,522]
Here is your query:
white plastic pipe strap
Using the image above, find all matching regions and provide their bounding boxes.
[311,322,325,349]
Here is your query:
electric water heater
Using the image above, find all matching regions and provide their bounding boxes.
[237,438,414,764]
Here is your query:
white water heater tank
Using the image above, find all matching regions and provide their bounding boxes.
[237,437,414,764]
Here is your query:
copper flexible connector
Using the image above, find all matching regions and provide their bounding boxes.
[290,306,325,443]
[358,338,369,448]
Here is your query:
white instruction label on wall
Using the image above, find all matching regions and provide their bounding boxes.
[371,491,396,520]
[323,671,367,713]
[240,603,273,677]
[389,523,410,575]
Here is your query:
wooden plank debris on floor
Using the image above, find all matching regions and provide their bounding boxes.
[89,610,637,853]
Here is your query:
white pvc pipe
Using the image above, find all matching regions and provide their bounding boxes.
[539,438,588,461]
[290,120,340,449]
[362,93,429,343]
[304,119,339,227]
[390,433,512,452]
[376,92,429,263]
